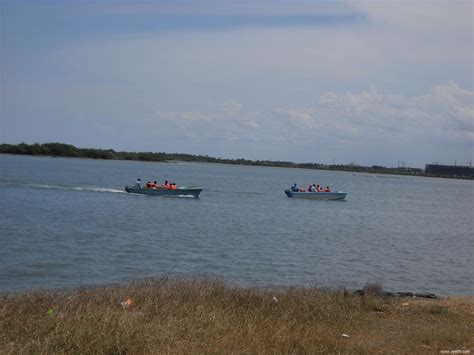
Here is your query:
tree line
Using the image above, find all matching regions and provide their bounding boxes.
[0,142,425,176]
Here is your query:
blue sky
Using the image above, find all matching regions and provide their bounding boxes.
[1,0,473,167]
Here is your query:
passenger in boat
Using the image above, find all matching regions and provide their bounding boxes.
[163,180,169,189]
[307,185,312,192]
[324,186,331,192]
[151,181,158,189]
[145,181,153,189]
[134,178,141,188]
[310,184,316,192]
[316,184,322,192]
[170,183,178,190]
[290,183,299,192]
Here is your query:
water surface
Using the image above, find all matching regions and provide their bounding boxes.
[0,155,472,295]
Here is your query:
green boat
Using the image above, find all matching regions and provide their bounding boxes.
[125,185,203,198]
[284,189,348,200]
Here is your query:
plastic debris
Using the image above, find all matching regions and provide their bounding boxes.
[272,296,279,303]
[120,298,133,309]
[402,302,409,306]
[341,334,350,338]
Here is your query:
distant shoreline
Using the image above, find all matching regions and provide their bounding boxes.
[1,142,472,180]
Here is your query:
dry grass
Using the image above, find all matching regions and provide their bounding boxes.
[1,278,472,354]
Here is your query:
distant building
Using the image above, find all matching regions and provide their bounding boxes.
[425,164,474,177]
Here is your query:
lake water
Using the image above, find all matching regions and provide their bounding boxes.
[0,154,472,295]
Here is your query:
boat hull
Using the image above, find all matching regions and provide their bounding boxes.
[285,190,347,200]
[125,186,202,198]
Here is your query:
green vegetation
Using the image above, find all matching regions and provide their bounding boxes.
[0,142,169,161]
[1,279,472,353]
[0,142,429,176]
[3,141,473,178]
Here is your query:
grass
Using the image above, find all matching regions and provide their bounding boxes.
[1,278,472,354]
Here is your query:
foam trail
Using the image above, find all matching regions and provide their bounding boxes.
[72,187,126,194]
[3,182,127,194]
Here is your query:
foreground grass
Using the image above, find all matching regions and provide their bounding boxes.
[1,279,472,354]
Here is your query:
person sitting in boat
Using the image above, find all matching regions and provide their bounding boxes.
[170,183,178,190]
[151,181,158,189]
[323,186,331,192]
[134,178,141,188]
[316,184,322,192]
[145,181,153,189]
[310,184,316,192]
[163,180,169,189]
[290,183,299,192]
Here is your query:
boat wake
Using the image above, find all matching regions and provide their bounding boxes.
[3,182,127,194]
[72,187,127,194]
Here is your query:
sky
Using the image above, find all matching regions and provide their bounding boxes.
[0,0,473,168]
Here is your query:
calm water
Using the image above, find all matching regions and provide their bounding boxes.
[0,154,472,295]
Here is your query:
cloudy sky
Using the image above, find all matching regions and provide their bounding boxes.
[1,0,472,167]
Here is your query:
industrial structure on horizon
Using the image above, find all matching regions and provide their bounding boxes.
[425,163,474,178]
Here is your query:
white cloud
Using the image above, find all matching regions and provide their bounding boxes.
[180,111,213,122]
[148,82,473,166]
[223,100,243,115]
[316,82,473,142]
